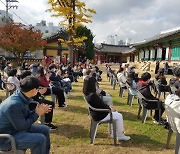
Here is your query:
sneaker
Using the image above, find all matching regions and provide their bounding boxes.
[117,135,131,141]
[159,118,167,125]
[58,104,67,108]
[152,118,165,125]
[152,118,159,124]
[45,123,58,130]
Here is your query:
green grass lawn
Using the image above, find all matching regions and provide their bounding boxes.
[0,66,175,154]
[48,71,175,154]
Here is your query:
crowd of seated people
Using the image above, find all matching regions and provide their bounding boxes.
[0,58,180,152]
[37,66,67,108]
[107,63,175,125]
[48,64,71,101]
[0,61,93,132]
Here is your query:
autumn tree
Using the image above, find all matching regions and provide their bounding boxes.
[76,26,95,60]
[0,22,46,62]
[47,0,96,64]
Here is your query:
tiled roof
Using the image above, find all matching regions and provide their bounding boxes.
[133,28,180,47]
[43,30,68,41]
[95,43,130,54]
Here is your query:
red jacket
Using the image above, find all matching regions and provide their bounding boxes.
[39,76,50,87]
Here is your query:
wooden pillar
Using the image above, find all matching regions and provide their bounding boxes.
[127,54,129,63]
[119,54,122,63]
[143,50,145,60]
[148,48,151,60]
[43,48,46,56]
[97,53,101,64]
[106,54,108,63]
[168,46,172,62]
[168,41,172,62]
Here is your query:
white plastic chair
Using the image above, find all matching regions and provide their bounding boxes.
[170,86,178,95]
[83,96,117,145]
[137,90,161,124]
[126,83,137,106]
[165,104,180,154]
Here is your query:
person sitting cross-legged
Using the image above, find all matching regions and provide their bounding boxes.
[84,92,131,141]
[0,76,51,154]
[137,72,165,124]
[83,75,130,141]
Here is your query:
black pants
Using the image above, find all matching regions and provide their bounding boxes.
[44,87,65,106]
[144,100,165,121]
[29,99,54,124]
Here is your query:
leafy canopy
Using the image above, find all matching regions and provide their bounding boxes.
[0,22,46,58]
[76,26,95,60]
[47,0,96,46]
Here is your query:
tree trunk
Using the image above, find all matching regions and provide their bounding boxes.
[69,45,74,65]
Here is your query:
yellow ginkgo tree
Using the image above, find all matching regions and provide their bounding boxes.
[47,0,96,64]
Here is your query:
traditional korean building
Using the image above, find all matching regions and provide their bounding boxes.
[94,43,130,64]
[127,27,180,62]
[43,30,69,63]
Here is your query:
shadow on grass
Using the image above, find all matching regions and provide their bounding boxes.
[120,133,168,151]
[113,99,129,106]
[94,134,167,151]
[51,123,108,139]
[65,104,88,115]
[51,124,88,138]
[120,111,139,122]
[72,84,83,87]
[68,95,84,101]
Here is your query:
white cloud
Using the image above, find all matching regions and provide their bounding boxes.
[1,0,180,43]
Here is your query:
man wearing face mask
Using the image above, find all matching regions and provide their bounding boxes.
[136,72,165,124]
